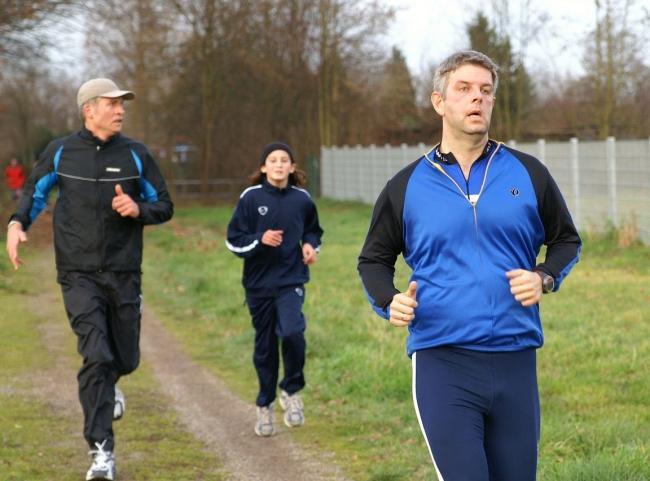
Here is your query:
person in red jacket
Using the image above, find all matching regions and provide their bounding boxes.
[5,158,26,200]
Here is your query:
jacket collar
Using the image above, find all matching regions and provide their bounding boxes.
[433,139,497,165]
[79,126,120,146]
[262,179,290,194]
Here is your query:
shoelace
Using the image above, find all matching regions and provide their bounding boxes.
[286,394,303,412]
[259,407,273,424]
[89,440,112,470]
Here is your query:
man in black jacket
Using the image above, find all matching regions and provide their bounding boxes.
[6,78,173,481]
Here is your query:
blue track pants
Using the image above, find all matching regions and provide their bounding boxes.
[412,347,540,481]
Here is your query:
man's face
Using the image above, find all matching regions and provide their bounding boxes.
[431,64,495,138]
[85,97,125,139]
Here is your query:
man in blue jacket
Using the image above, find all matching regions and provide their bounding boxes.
[6,78,173,481]
[358,51,581,480]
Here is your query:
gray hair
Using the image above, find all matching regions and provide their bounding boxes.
[79,97,100,122]
[433,50,499,98]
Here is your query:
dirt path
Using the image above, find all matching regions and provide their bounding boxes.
[19,217,351,481]
[140,309,349,481]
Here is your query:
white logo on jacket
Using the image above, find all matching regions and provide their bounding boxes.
[295,287,304,297]
[258,206,268,215]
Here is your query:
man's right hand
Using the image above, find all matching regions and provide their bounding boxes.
[6,221,27,270]
[389,281,418,327]
[261,229,283,247]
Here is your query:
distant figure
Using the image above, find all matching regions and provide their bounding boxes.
[4,157,26,200]
[358,50,581,481]
[226,141,323,437]
[6,78,174,481]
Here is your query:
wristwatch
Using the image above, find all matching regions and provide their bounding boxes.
[535,270,555,294]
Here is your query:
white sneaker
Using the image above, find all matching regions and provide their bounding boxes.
[254,405,275,437]
[279,390,304,427]
[113,386,125,421]
[86,440,115,481]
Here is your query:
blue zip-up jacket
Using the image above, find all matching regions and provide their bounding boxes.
[358,141,581,356]
[10,127,173,272]
[226,180,323,295]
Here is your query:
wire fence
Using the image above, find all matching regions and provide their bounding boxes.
[321,138,650,244]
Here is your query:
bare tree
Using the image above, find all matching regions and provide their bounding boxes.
[0,64,77,163]
[0,0,78,63]
[84,0,176,145]
[314,0,394,147]
[587,0,643,138]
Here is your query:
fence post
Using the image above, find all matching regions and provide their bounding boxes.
[537,139,546,166]
[320,147,327,198]
[570,137,581,231]
[606,136,618,228]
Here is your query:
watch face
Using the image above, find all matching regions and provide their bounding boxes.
[543,275,555,293]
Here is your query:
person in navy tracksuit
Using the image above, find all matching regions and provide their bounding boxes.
[226,142,323,437]
[358,51,581,480]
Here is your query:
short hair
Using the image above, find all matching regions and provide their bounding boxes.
[79,97,100,122]
[433,50,499,98]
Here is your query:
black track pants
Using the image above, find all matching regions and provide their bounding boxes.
[58,270,142,452]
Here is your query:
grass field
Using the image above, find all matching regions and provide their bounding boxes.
[1,197,648,480]
[0,220,225,480]
[140,199,650,481]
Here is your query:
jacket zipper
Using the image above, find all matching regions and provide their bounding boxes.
[95,144,105,271]
[426,143,501,327]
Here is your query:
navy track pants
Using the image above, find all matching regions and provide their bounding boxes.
[412,347,540,481]
[246,285,306,407]
[58,270,142,452]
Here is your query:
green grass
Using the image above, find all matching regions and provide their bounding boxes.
[2,197,647,480]
[141,199,650,481]
[0,238,225,481]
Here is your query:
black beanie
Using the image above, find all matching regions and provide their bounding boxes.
[260,141,295,165]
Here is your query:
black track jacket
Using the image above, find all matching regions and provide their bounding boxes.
[10,127,173,272]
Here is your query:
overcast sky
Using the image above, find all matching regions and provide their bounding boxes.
[48,0,647,82]
[385,0,602,77]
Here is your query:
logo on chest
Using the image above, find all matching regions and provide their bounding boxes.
[258,206,269,216]
[509,187,520,197]
[106,167,121,173]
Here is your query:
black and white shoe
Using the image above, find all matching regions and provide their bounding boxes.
[86,440,116,481]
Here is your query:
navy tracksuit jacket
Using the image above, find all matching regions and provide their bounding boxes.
[226,180,323,294]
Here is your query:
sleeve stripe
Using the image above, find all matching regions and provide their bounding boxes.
[130,149,159,202]
[555,245,581,290]
[225,239,259,253]
[29,172,58,222]
[240,184,262,198]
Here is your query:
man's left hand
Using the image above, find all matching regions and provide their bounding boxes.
[506,269,542,307]
[302,243,317,265]
[112,184,140,218]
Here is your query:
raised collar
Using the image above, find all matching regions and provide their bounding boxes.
[79,126,120,146]
[433,139,497,165]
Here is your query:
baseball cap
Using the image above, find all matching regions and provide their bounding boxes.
[77,78,135,108]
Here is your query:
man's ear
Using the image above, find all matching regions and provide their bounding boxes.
[260,164,267,174]
[431,91,444,116]
[83,102,94,120]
